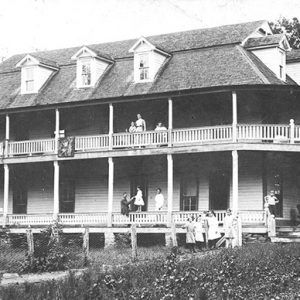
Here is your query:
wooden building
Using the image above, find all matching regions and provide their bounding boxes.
[0,20,300,244]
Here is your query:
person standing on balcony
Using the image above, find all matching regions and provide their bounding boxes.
[131,186,144,212]
[207,210,221,249]
[155,188,164,211]
[135,114,146,132]
[264,190,279,217]
[223,208,235,248]
[128,122,136,133]
[121,192,132,217]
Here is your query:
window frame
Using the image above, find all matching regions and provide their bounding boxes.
[138,53,150,81]
[24,67,35,93]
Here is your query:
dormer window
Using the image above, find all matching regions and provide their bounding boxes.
[25,67,34,93]
[81,60,91,86]
[139,54,149,80]
[16,54,58,95]
[71,46,113,89]
[129,37,170,83]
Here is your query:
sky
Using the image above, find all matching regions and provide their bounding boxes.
[1,0,300,59]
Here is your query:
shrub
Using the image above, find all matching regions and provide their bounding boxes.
[20,222,81,273]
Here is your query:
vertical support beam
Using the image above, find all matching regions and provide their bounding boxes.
[109,103,114,150]
[167,154,173,226]
[131,224,137,261]
[107,157,114,227]
[232,91,237,142]
[232,150,239,214]
[5,114,10,157]
[83,227,90,262]
[55,109,60,154]
[290,118,295,144]
[3,164,9,225]
[168,98,173,147]
[53,161,60,220]
[26,228,34,257]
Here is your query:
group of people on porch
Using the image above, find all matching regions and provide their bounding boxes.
[183,209,237,252]
[121,187,164,215]
[126,113,167,133]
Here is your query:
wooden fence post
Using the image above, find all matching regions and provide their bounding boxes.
[83,227,90,259]
[267,215,276,238]
[131,224,137,261]
[204,219,209,249]
[26,228,34,257]
[171,222,178,247]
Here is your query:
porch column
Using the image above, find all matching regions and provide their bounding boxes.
[53,161,60,220]
[232,91,237,142]
[3,164,9,225]
[107,157,114,227]
[167,154,173,225]
[55,109,60,154]
[109,103,114,150]
[168,98,173,147]
[232,150,238,213]
[5,114,10,157]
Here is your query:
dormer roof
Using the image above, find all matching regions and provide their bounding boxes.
[129,37,170,56]
[287,49,300,63]
[71,46,114,63]
[244,34,291,51]
[16,54,59,70]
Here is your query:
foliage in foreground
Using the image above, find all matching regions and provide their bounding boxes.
[0,243,299,300]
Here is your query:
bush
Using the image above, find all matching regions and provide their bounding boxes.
[20,223,81,273]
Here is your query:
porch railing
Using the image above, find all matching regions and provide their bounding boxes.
[237,124,290,141]
[172,125,232,144]
[5,122,300,157]
[113,130,168,148]
[113,211,168,224]
[238,210,266,223]
[8,138,56,156]
[75,134,109,152]
[7,214,53,226]
[58,213,108,225]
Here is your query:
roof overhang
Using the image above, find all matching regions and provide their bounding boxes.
[129,36,170,56]
[71,46,114,63]
[15,54,59,70]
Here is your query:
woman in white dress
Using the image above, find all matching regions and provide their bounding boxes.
[223,208,235,248]
[131,186,144,212]
[194,215,204,250]
[207,210,221,249]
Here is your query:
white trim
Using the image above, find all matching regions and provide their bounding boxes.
[16,54,39,68]
[129,37,156,53]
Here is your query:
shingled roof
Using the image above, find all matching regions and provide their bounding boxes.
[287,49,300,62]
[0,19,294,111]
[243,34,286,49]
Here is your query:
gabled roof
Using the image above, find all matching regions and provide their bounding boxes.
[15,54,59,70]
[287,49,300,63]
[244,34,290,50]
[71,46,114,63]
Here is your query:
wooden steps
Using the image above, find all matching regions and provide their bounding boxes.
[271,226,300,243]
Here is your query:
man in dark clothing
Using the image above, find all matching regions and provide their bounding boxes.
[121,192,132,217]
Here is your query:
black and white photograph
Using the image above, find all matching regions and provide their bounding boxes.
[0,0,300,299]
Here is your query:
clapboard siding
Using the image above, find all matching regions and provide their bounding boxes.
[287,62,300,84]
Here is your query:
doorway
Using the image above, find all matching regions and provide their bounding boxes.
[13,176,28,214]
[209,170,229,210]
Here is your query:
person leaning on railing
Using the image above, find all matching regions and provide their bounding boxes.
[264,190,279,217]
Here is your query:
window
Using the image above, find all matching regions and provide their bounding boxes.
[279,65,283,79]
[25,67,34,92]
[60,179,75,213]
[180,176,198,211]
[139,54,149,80]
[81,61,91,86]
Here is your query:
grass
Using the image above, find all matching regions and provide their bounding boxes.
[0,243,299,299]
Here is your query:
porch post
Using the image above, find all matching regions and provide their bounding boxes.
[232,150,238,213]
[167,154,173,225]
[55,109,60,154]
[168,98,173,147]
[53,161,60,220]
[107,157,114,227]
[232,91,237,142]
[109,103,114,150]
[3,164,9,225]
[5,114,10,157]
[290,119,295,144]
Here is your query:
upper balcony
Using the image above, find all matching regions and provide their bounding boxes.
[1,89,300,162]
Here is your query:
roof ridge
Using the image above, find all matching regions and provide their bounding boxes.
[236,45,270,84]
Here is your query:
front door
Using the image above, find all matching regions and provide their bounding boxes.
[130,175,148,211]
[209,170,229,210]
[13,177,27,214]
